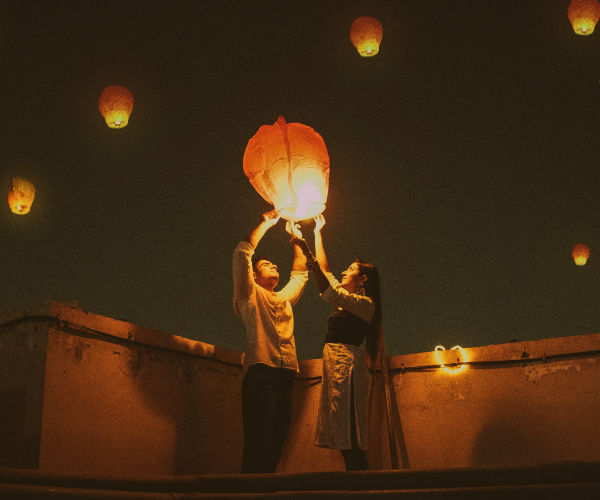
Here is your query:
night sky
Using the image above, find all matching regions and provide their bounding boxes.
[1,1,599,360]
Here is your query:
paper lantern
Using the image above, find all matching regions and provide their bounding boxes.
[572,243,590,266]
[7,177,35,215]
[98,85,134,129]
[568,0,600,35]
[243,116,330,221]
[350,16,383,57]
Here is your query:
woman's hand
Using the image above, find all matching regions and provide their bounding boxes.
[314,214,326,233]
[312,213,330,273]
[291,236,311,258]
[262,209,281,229]
[285,220,303,240]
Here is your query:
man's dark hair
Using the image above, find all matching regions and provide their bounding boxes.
[251,255,273,271]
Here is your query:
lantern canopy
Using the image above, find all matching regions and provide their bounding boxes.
[8,177,35,215]
[98,85,134,128]
[350,16,383,57]
[572,243,590,266]
[243,116,330,221]
[567,0,600,35]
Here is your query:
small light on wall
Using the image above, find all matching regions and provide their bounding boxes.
[572,243,590,266]
[7,177,35,215]
[435,345,468,375]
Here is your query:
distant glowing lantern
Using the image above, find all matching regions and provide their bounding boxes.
[243,116,330,221]
[7,177,35,215]
[434,345,468,375]
[98,85,134,129]
[572,243,590,266]
[350,16,383,57]
[567,0,600,35]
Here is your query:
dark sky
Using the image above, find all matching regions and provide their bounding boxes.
[1,0,599,360]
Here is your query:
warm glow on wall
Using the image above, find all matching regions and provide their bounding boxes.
[7,177,36,215]
[243,116,330,221]
[567,0,600,35]
[350,16,383,57]
[572,243,590,266]
[98,86,134,129]
[435,345,468,375]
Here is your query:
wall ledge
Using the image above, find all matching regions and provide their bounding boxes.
[0,301,244,367]
[3,301,599,376]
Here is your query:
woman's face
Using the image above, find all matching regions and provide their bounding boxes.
[340,262,365,293]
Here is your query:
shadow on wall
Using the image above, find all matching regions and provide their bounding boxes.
[471,407,547,467]
[0,391,29,467]
[388,373,410,470]
[114,326,244,474]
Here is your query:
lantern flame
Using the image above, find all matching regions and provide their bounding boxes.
[568,0,600,35]
[572,243,590,266]
[7,177,36,215]
[243,116,330,221]
[350,16,383,57]
[98,85,134,129]
[434,345,468,375]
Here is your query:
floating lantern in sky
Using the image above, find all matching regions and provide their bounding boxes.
[7,177,35,215]
[434,345,468,375]
[243,116,330,221]
[350,16,383,57]
[567,0,600,35]
[572,243,590,266]
[98,85,134,129]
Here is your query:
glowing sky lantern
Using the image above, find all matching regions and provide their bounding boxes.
[98,85,134,129]
[243,116,330,221]
[7,177,35,215]
[350,16,383,57]
[567,0,600,35]
[572,243,590,266]
[434,345,468,375]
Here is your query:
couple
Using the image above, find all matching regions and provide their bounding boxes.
[232,210,382,474]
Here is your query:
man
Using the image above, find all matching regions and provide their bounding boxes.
[232,209,307,473]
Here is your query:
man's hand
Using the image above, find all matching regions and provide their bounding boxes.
[262,209,281,229]
[313,214,326,233]
[285,220,303,240]
[245,209,281,249]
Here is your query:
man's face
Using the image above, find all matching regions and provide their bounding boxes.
[254,259,279,289]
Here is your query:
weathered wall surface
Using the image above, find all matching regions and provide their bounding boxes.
[37,303,244,475]
[381,336,600,469]
[1,302,599,475]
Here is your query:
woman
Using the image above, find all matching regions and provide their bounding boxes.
[291,215,382,471]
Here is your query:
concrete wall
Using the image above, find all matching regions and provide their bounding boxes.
[0,303,246,475]
[1,302,599,475]
[39,303,244,475]
[383,336,600,469]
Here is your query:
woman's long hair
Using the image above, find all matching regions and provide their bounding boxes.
[355,259,382,366]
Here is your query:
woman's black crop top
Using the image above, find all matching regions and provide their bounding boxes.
[325,308,370,346]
